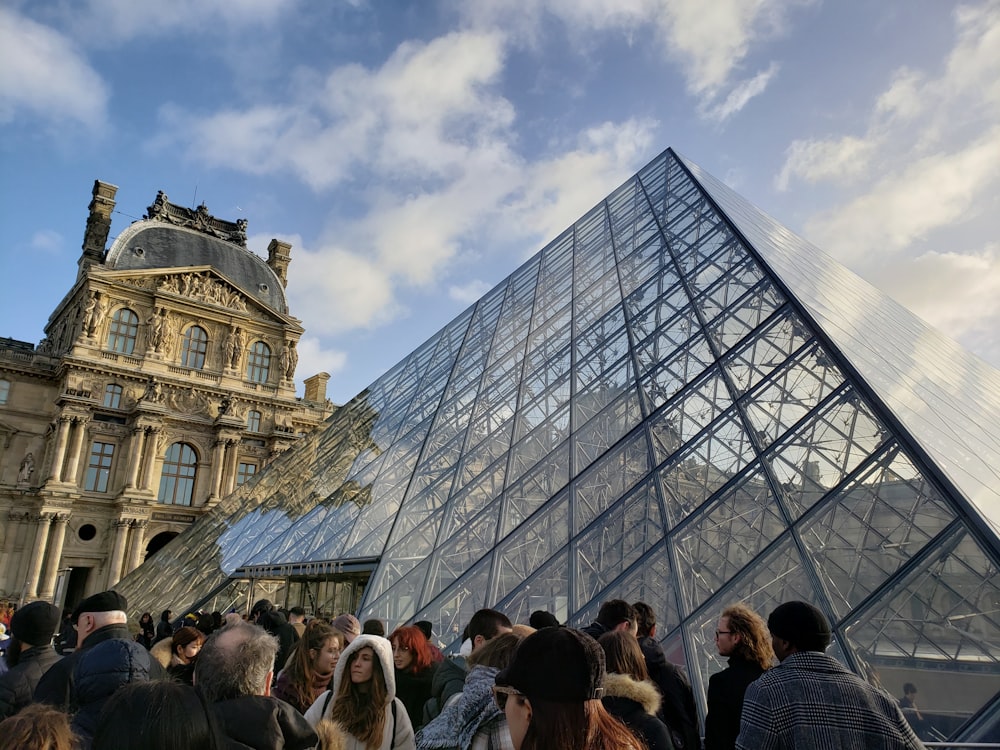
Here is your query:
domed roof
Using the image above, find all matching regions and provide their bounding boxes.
[104,217,288,314]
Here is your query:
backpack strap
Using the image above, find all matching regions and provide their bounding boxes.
[321,689,334,718]
[390,698,397,750]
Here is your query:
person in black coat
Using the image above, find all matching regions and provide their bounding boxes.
[251,600,299,673]
[703,603,774,750]
[634,602,701,750]
[599,631,675,750]
[0,601,62,719]
[154,609,174,643]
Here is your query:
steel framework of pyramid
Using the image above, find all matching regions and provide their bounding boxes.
[117,148,1000,738]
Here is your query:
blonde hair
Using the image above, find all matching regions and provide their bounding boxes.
[721,603,774,670]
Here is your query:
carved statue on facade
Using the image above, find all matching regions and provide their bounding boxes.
[280,341,298,379]
[148,190,169,220]
[140,377,164,404]
[225,326,244,369]
[17,452,35,484]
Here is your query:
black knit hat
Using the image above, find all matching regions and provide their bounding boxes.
[11,601,61,645]
[496,627,605,702]
[72,590,128,624]
[768,601,832,652]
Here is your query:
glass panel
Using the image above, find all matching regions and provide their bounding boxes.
[494,493,569,601]
[573,429,650,534]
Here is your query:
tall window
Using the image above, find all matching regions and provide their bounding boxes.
[84,442,115,492]
[106,308,139,354]
[246,341,271,383]
[103,383,123,409]
[237,462,258,485]
[158,442,198,506]
[181,326,208,369]
[0,379,9,405]
[247,410,262,433]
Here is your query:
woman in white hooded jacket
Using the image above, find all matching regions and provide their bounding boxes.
[305,633,416,750]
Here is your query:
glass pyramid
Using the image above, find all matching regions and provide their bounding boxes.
[116,149,1000,739]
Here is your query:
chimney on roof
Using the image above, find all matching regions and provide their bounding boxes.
[304,372,330,404]
[78,180,118,281]
[266,239,292,288]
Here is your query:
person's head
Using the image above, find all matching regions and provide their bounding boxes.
[903,682,918,698]
[598,631,648,682]
[468,608,513,652]
[716,603,774,670]
[94,680,222,750]
[6,600,60,666]
[632,602,656,639]
[160,609,173,623]
[171,626,206,665]
[331,613,361,643]
[414,620,433,641]
[767,601,832,661]
[495,628,639,750]
[330,635,393,747]
[362,618,385,636]
[389,625,433,674]
[467,632,524,670]
[288,606,306,624]
[528,610,560,630]
[0,703,75,750]
[72,590,128,642]
[140,612,153,624]
[595,600,637,635]
[194,621,278,703]
[249,599,274,623]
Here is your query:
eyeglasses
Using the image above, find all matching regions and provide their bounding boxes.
[492,685,526,710]
[715,630,733,638]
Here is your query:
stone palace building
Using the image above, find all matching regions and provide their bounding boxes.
[0,181,334,608]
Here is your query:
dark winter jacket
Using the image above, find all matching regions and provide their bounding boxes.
[259,610,299,673]
[638,635,701,750]
[396,662,437,730]
[602,672,676,750]
[704,654,766,750]
[34,623,168,709]
[70,636,158,748]
[0,644,62,719]
[422,655,467,724]
[212,694,318,750]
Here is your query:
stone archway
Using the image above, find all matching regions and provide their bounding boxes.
[145,531,178,560]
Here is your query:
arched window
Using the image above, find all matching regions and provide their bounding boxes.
[103,383,123,409]
[106,309,139,354]
[247,409,262,433]
[181,326,208,369]
[246,341,271,383]
[158,442,198,506]
[0,379,9,405]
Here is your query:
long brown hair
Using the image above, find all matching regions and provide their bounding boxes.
[598,631,648,682]
[721,603,774,671]
[522,698,646,750]
[330,646,389,750]
[283,620,342,711]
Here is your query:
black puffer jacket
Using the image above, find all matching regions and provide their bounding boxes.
[638,635,701,750]
[0,644,62,719]
[602,672,676,750]
[70,636,157,748]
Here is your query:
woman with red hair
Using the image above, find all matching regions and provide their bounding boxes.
[390,625,438,730]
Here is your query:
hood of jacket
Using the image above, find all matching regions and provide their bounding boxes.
[603,673,662,716]
[333,634,396,705]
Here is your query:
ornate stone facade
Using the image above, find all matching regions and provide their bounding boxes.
[0,181,334,608]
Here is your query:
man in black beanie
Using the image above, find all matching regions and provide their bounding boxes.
[736,601,925,749]
[33,590,165,709]
[0,601,61,718]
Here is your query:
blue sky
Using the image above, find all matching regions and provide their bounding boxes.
[1,0,998,404]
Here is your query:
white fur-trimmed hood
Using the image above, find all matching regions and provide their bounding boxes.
[332,634,397,704]
[603,672,662,716]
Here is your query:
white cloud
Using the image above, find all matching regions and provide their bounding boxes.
[775,136,877,191]
[293,335,348,396]
[456,0,806,117]
[30,230,65,255]
[449,280,494,304]
[0,8,109,128]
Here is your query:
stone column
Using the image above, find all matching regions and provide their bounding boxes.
[62,417,90,486]
[125,426,146,489]
[141,429,162,491]
[38,514,70,600]
[222,439,240,497]
[106,519,131,587]
[209,438,227,500]
[23,513,53,599]
[125,520,148,574]
[47,416,72,482]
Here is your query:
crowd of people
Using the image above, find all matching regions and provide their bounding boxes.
[0,593,930,749]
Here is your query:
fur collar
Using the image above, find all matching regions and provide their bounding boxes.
[602,673,662,715]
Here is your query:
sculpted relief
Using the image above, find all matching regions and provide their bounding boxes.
[158,272,248,312]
